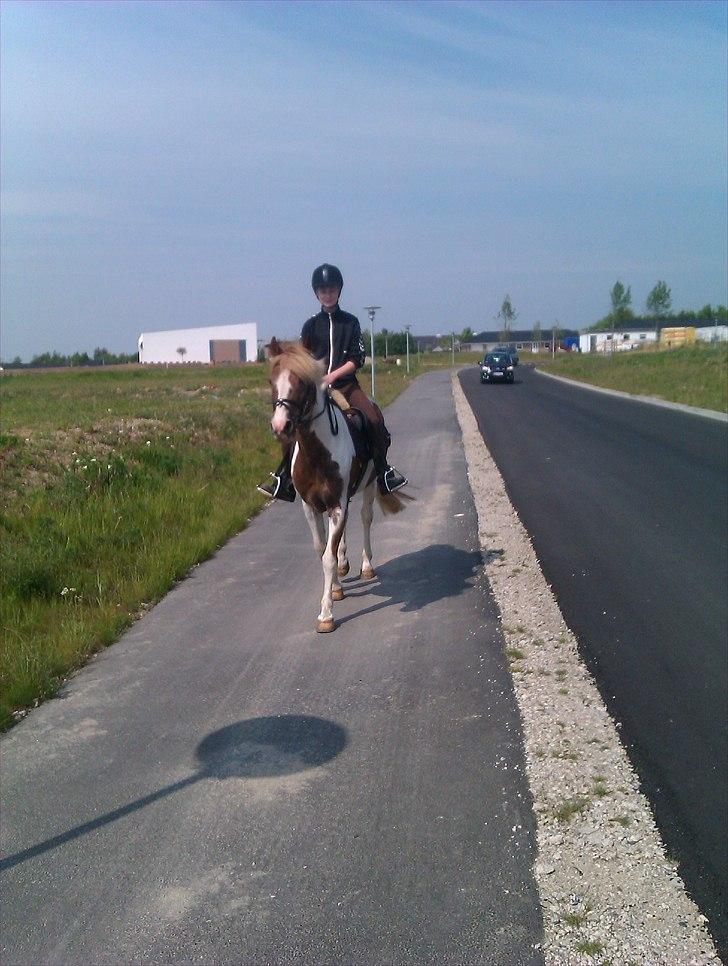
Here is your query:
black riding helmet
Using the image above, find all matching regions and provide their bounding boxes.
[311,263,343,292]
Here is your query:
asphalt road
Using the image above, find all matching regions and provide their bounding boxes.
[460,364,728,954]
[1,371,544,966]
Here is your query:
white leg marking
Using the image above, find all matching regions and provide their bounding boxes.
[361,477,376,577]
[337,522,349,576]
[302,502,326,559]
[320,505,347,622]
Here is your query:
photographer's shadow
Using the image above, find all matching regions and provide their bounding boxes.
[339,543,483,626]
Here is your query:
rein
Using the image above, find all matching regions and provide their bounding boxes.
[274,386,339,436]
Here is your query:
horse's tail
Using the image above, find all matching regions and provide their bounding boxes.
[376,489,416,515]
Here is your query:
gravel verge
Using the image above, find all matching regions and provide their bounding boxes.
[453,373,722,966]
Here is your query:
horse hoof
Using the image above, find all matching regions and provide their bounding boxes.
[338,561,350,577]
[331,587,345,601]
[316,619,336,634]
[360,567,377,581]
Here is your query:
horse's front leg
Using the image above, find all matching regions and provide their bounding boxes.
[302,501,326,557]
[360,477,377,580]
[317,505,347,633]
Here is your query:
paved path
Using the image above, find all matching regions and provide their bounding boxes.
[1,371,543,965]
[460,363,728,955]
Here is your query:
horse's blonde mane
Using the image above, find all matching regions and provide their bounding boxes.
[270,340,323,385]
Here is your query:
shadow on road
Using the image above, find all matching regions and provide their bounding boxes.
[338,543,483,626]
[0,715,347,873]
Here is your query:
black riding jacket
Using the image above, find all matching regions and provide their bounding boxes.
[301,306,366,389]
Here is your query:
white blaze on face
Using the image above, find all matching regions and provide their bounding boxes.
[271,369,294,436]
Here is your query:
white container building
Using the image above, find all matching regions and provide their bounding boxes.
[579,330,658,353]
[138,323,258,364]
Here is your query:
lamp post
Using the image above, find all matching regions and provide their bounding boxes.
[364,305,381,401]
[404,324,411,374]
[451,332,455,368]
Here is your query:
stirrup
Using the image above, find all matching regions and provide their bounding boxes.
[378,466,408,494]
[257,473,296,502]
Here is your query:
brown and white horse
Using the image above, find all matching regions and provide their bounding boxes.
[267,338,410,633]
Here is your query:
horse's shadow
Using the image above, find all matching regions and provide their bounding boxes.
[338,543,483,626]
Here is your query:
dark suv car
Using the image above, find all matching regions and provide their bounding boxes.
[480,351,515,384]
[492,345,519,365]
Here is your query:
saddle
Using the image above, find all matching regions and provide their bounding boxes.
[342,407,371,464]
[329,389,374,494]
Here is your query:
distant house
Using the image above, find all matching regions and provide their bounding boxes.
[138,323,258,364]
[461,329,579,354]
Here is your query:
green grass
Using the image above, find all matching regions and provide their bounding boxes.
[1,353,465,727]
[554,796,590,823]
[575,939,605,955]
[535,342,727,412]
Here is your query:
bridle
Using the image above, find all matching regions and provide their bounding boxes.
[274,383,339,436]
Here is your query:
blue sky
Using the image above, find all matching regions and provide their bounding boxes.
[1,0,726,359]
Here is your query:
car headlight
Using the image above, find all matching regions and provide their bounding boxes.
[482,366,491,373]
[507,365,513,371]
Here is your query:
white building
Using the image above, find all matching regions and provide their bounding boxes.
[696,325,728,342]
[138,323,258,364]
[579,329,658,353]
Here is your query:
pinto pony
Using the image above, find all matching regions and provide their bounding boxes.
[267,338,411,633]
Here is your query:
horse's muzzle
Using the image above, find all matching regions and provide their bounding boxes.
[272,419,294,440]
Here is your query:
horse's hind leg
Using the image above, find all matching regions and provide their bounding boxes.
[337,522,350,578]
[317,506,347,633]
[360,478,376,580]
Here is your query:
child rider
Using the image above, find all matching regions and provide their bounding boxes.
[257,263,409,501]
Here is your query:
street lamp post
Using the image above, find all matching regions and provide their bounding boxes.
[364,305,381,401]
[451,332,455,368]
[404,324,411,374]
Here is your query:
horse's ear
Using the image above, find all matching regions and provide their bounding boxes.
[267,337,283,358]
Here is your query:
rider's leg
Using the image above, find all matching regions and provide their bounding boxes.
[339,382,408,494]
[256,444,296,501]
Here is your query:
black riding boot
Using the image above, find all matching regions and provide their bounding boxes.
[256,452,296,502]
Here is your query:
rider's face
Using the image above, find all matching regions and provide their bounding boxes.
[316,286,341,311]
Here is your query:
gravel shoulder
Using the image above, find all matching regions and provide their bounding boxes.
[453,373,721,966]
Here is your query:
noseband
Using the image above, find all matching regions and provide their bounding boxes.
[273,383,339,435]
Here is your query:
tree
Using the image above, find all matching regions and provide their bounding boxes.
[176,346,187,362]
[496,295,517,341]
[532,321,542,348]
[609,280,634,325]
[646,281,672,333]
[459,326,475,342]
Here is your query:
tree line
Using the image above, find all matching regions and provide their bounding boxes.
[2,347,138,369]
[590,281,727,331]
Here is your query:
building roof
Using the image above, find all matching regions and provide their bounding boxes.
[470,329,579,342]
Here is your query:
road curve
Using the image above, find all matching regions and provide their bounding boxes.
[460,363,728,955]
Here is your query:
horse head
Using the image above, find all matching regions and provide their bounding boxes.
[266,339,324,440]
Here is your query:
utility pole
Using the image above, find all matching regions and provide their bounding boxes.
[364,305,381,401]
[404,324,411,374]
[451,332,455,367]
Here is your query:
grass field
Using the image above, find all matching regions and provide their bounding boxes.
[534,342,728,413]
[0,352,470,728]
